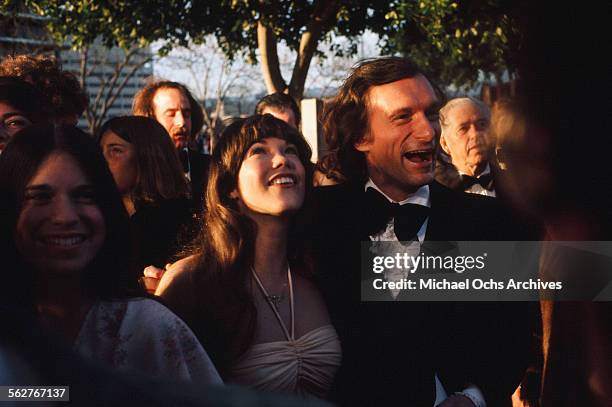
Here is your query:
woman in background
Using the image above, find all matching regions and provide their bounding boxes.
[150,115,341,399]
[98,116,197,273]
[0,124,221,384]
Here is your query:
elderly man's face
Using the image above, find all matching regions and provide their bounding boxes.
[152,87,192,150]
[355,75,440,202]
[440,102,491,176]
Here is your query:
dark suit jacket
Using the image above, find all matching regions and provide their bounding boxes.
[130,197,198,272]
[311,181,534,406]
[182,149,211,214]
[435,158,542,239]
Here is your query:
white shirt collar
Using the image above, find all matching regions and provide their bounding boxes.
[364,178,431,208]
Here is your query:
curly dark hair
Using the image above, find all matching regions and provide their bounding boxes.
[0,76,48,124]
[0,54,88,123]
[319,57,445,183]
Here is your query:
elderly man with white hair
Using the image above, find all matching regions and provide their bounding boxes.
[436,97,498,197]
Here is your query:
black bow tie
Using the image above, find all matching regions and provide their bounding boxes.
[459,173,494,191]
[362,188,430,241]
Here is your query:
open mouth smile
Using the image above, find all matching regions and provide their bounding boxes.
[268,174,298,186]
[403,148,434,163]
[40,234,87,247]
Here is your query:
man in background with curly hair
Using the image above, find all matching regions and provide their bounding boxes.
[0,54,88,125]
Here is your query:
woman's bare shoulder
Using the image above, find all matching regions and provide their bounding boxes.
[155,255,201,315]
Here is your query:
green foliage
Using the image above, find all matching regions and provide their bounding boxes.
[11,1,394,60]
[187,1,395,62]
[11,0,521,89]
[18,0,192,53]
[383,0,521,88]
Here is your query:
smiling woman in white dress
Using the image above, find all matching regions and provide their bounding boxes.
[149,115,341,399]
[0,124,221,385]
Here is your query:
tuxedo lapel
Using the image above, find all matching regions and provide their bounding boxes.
[425,181,457,241]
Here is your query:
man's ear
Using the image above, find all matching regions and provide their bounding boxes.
[353,135,372,153]
[439,134,451,156]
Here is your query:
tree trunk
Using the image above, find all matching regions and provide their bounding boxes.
[257,21,286,94]
[257,0,339,100]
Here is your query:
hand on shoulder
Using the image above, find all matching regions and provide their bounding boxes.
[142,265,166,294]
[142,255,199,320]
[141,255,198,296]
[155,255,198,296]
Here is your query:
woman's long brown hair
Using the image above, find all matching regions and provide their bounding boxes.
[187,114,313,376]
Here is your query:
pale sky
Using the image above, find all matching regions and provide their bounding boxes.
[153,30,383,100]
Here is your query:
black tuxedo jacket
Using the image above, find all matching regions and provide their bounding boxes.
[311,181,534,406]
[435,158,506,199]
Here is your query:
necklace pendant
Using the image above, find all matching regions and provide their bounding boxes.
[268,295,282,307]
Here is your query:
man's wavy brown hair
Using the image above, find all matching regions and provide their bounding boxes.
[319,57,445,184]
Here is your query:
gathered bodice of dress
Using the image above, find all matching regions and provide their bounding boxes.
[226,324,341,399]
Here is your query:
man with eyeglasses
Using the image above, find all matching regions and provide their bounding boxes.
[0,77,47,153]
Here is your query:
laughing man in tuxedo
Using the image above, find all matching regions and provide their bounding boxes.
[312,57,532,407]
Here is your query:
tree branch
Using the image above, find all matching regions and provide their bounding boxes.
[79,47,96,132]
[88,47,135,124]
[81,46,151,134]
[100,52,152,126]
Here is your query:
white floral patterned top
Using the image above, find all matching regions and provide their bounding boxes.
[74,298,222,385]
